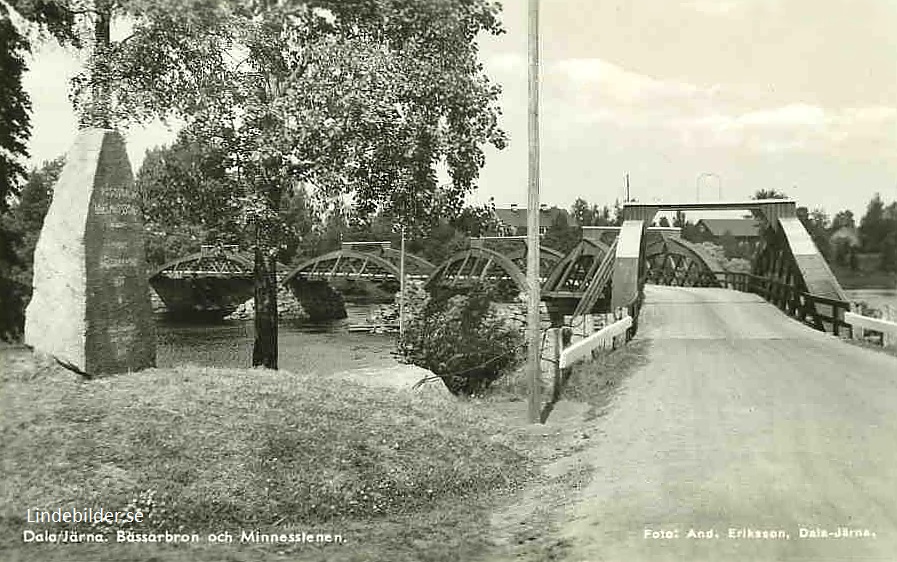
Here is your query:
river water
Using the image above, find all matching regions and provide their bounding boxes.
[155,289,897,374]
[155,304,399,375]
[844,290,897,312]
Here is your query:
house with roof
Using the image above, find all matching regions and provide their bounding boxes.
[694,218,762,252]
[493,204,577,236]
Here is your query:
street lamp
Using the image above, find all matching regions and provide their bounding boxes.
[696,172,722,201]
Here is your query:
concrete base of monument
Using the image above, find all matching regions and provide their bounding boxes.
[24,128,156,376]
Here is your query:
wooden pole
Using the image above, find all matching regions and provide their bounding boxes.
[399,224,406,337]
[526,0,542,424]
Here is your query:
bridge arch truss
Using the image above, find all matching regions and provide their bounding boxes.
[148,248,256,318]
[425,246,530,297]
[643,233,722,287]
[282,246,435,286]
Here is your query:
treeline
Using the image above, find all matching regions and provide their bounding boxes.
[0,157,65,341]
[784,194,896,272]
[5,155,893,342]
[135,132,515,269]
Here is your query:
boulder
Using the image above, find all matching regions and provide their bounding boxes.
[25,129,155,375]
[338,364,452,398]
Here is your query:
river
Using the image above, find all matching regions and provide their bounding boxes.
[844,289,897,312]
[155,289,897,374]
[155,304,399,375]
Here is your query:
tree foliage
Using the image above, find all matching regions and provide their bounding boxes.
[54,0,507,231]
[797,206,831,260]
[752,189,789,200]
[830,209,855,232]
[570,197,612,227]
[0,157,65,341]
[0,5,38,211]
[40,0,507,367]
[136,132,246,268]
[397,281,523,396]
[858,193,897,271]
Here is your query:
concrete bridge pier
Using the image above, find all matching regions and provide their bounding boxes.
[287,279,348,321]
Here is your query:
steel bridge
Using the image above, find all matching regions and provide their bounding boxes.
[149,245,257,319]
[148,199,846,330]
[280,242,436,319]
[281,241,435,286]
[424,237,564,298]
[609,199,848,335]
[150,242,437,320]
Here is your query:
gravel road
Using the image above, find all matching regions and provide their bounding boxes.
[555,285,897,562]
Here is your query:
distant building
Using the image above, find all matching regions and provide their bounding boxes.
[493,204,577,236]
[694,218,761,252]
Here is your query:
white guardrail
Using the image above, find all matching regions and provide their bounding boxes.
[559,316,632,369]
[844,312,897,348]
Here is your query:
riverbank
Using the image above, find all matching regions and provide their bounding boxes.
[0,321,651,562]
[155,316,399,374]
[0,345,540,562]
[831,265,896,290]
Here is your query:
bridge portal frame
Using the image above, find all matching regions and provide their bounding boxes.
[622,198,798,227]
[613,198,846,309]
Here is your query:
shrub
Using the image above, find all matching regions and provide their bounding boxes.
[397,281,525,396]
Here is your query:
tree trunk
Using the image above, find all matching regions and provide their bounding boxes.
[252,240,278,369]
[91,2,112,128]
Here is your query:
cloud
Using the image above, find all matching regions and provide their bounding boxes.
[682,0,743,16]
[539,57,897,158]
[551,58,707,106]
[485,53,526,75]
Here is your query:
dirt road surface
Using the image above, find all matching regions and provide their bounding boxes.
[504,285,897,562]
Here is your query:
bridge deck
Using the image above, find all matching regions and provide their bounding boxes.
[554,285,897,561]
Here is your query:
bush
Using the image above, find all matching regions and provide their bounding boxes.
[397,281,525,396]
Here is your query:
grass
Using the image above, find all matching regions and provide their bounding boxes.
[561,338,652,420]
[830,265,897,290]
[842,337,897,359]
[0,346,537,561]
[479,337,653,562]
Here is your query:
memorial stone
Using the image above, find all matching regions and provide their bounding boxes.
[25,129,155,375]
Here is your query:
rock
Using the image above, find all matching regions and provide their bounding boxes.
[24,129,155,376]
[338,364,453,398]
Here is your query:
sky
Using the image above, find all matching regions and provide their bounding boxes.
[21,0,897,219]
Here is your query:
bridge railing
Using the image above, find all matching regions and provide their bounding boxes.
[844,311,897,348]
[624,291,644,340]
[714,271,852,336]
[541,306,638,423]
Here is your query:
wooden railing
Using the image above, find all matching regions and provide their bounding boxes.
[713,271,852,336]
[540,293,643,422]
[625,291,644,339]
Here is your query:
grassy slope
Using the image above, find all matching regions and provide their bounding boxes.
[0,347,536,562]
[562,339,652,420]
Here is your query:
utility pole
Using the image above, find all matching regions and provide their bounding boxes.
[625,173,630,202]
[526,0,542,424]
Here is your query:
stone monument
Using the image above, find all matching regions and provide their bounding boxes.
[25,129,155,375]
